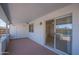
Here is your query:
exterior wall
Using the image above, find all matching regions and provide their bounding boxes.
[10,23,29,39]
[28,20,45,45]
[28,4,79,55]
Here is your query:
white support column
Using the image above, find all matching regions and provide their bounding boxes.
[72,7,79,54]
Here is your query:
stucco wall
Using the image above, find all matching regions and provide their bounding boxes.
[10,23,29,39]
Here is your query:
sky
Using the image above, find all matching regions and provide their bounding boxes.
[0,19,6,27]
[56,24,72,29]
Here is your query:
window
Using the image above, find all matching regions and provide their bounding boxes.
[29,24,34,32]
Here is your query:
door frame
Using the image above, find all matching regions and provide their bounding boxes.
[45,20,55,47]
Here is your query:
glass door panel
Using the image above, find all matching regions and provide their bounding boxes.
[56,16,72,54]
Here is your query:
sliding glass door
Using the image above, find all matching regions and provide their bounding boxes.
[46,15,72,54]
[56,16,72,54]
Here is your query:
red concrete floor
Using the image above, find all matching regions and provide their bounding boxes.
[6,39,57,55]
